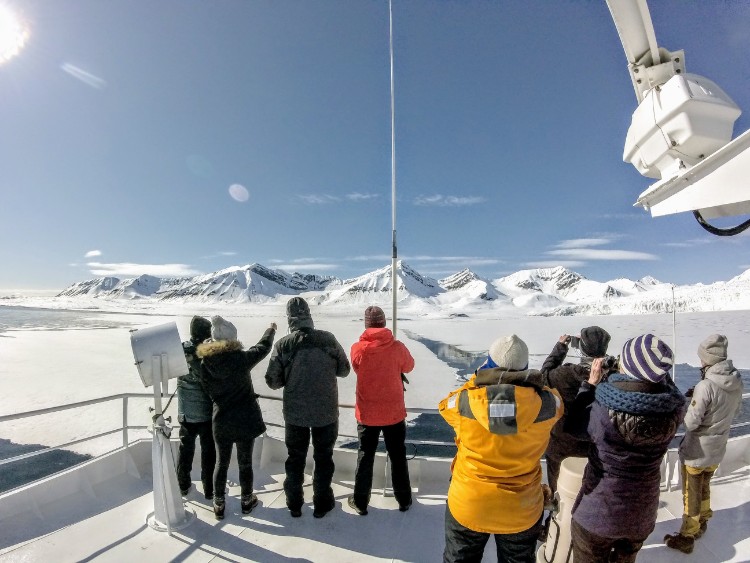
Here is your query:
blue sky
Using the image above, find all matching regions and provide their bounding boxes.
[2,0,750,290]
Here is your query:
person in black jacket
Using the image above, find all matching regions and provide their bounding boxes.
[197,315,276,520]
[541,326,611,493]
[265,297,350,519]
[176,316,215,499]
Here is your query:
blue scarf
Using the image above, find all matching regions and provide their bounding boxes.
[478,354,527,371]
[595,373,686,415]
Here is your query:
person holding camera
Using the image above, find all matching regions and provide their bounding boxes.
[664,334,744,554]
[197,316,277,520]
[540,326,611,493]
[564,333,686,562]
[439,334,563,562]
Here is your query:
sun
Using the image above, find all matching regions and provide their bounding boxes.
[0,3,29,64]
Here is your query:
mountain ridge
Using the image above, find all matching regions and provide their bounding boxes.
[56,262,750,315]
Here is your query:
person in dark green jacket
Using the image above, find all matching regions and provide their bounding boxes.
[176,316,215,499]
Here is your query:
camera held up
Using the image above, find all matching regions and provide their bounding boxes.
[601,355,619,374]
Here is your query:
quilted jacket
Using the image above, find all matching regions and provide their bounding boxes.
[567,378,685,539]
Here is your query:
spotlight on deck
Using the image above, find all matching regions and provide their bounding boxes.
[131,322,195,532]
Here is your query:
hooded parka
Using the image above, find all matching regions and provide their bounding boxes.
[265,297,350,427]
[679,359,744,467]
[351,327,414,426]
[197,328,275,441]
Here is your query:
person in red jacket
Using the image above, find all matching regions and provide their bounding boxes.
[347,305,415,515]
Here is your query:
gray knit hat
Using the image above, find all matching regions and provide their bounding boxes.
[697,334,728,367]
[210,315,237,341]
[488,334,528,371]
[621,333,673,383]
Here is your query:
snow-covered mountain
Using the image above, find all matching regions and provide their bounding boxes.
[55,263,750,315]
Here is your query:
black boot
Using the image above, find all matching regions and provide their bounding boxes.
[213,498,226,520]
[347,495,367,516]
[313,498,335,518]
[664,533,694,554]
[241,493,258,514]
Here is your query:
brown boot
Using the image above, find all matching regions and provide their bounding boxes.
[694,521,708,539]
[664,533,695,554]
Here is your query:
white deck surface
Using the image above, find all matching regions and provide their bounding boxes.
[0,438,748,563]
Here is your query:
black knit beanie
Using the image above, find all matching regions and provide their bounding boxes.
[580,326,611,358]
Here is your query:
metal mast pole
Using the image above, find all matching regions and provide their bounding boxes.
[672,284,677,382]
[388,0,398,337]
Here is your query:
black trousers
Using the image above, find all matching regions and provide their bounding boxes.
[352,420,412,508]
[570,518,645,563]
[443,504,541,563]
[284,421,338,511]
[176,420,216,496]
[213,435,255,499]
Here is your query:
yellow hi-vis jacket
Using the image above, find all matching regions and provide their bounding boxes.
[439,368,563,534]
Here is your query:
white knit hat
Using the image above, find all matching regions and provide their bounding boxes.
[210,315,237,341]
[488,334,528,371]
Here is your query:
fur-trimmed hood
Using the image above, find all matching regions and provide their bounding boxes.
[197,339,243,359]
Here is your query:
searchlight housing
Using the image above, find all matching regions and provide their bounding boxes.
[607,0,750,233]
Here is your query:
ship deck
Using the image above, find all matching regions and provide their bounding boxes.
[0,435,749,562]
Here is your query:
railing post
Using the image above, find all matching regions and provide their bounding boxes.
[123,396,129,448]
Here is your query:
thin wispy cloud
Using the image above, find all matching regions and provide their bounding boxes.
[84,250,102,258]
[60,63,106,89]
[349,255,392,262]
[598,213,649,221]
[87,262,202,277]
[406,255,503,267]
[346,192,379,202]
[200,251,237,260]
[269,257,340,272]
[554,238,610,249]
[413,195,486,207]
[546,249,658,261]
[274,263,339,272]
[297,194,340,204]
[662,238,715,248]
[523,260,586,269]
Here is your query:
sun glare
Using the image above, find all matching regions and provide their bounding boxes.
[0,4,29,64]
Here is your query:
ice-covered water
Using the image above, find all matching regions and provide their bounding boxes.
[0,304,747,468]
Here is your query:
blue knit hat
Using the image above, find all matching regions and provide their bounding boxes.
[620,333,673,383]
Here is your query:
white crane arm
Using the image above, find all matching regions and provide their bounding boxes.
[606,0,685,102]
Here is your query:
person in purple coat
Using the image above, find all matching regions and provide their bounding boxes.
[564,334,686,563]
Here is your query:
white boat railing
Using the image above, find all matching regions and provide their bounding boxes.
[0,392,453,472]
[1,391,747,489]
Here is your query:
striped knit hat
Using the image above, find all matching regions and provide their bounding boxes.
[620,333,673,383]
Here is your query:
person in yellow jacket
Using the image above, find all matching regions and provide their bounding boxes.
[439,334,563,562]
